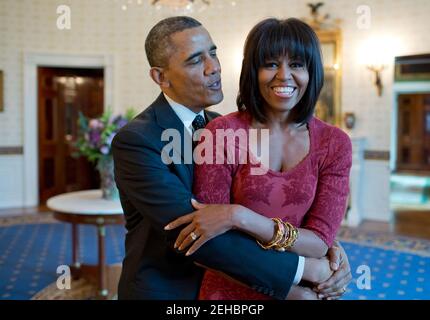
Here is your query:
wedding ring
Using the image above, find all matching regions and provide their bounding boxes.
[190,232,198,241]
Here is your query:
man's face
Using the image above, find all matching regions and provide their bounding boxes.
[162,26,223,111]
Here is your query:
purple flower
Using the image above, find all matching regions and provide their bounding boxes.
[89,130,101,146]
[89,119,103,129]
[116,118,128,129]
[77,112,132,159]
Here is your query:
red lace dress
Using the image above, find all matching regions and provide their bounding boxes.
[193,111,352,300]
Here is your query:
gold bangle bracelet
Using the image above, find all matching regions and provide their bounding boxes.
[257,218,299,251]
[257,218,284,250]
[283,221,299,248]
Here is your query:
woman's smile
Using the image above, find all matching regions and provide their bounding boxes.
[272,85,297,98]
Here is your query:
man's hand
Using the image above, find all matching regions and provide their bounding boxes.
[313,240,352,300]
[164,199,239,256]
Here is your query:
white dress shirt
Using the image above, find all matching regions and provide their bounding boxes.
[164,94,205,137]
[294,256,305,286]
[164,93,305,287]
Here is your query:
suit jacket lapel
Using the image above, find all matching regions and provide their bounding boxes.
[153,94,220,183]
[205,110,217,123]
[153,93,194,179]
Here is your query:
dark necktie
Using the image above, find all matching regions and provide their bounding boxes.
[192,114,206,131]
[192,114,206,150]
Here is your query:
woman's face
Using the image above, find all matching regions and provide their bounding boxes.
[258,55,309,115]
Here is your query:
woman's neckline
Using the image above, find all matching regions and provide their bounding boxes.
[239,111,314,176]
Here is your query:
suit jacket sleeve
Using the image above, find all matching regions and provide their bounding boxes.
[113,128,299,299]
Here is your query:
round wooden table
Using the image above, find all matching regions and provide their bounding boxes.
[47,190,124,299]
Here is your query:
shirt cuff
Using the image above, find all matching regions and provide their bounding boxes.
[292,256,305,285]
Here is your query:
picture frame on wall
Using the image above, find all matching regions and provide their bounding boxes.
[313,29,342,127]
[0,70,3,112]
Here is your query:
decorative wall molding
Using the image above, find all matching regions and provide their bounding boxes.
[0,146,23,155]
[364,150,390,161]
[23,52,114,207]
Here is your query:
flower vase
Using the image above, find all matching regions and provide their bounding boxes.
[96,156,119,201]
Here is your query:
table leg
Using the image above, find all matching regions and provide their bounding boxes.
[97,224,108,299]
[72,223,80,269]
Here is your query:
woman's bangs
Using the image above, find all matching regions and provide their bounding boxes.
[255,24,314,67]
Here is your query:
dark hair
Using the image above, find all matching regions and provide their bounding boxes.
[145,16,202,67]
[236,18,324,125]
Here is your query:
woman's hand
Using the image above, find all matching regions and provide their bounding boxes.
[164,199,241,256]
[313,241,352,300]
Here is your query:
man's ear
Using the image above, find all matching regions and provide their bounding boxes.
[149,67,170,88]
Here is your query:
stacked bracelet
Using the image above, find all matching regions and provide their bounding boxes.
[257,218,299,251]
[276,221,299,251]
[257,218,284,250]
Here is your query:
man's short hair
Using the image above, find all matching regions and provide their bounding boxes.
[145,16,202,68]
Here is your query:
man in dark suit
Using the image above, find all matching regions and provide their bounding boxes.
[112,16,352,300]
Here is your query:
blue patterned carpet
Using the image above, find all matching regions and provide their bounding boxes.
[0,219,429,300]
[0,222,124,299]
[340,241,429,300]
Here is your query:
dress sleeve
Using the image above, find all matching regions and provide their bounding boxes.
[301,128,352,247]
[193,117,239,204]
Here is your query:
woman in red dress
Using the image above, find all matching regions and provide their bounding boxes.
[167,18,352,300]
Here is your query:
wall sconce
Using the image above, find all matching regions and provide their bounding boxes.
[359,36,399,97]
[367,65,386,96]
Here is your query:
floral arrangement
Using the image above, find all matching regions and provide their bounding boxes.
[74,109,135,163]
[73,108,135,200]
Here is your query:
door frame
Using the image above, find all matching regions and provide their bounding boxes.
[391,81,430,173]
[24,53,114,206]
